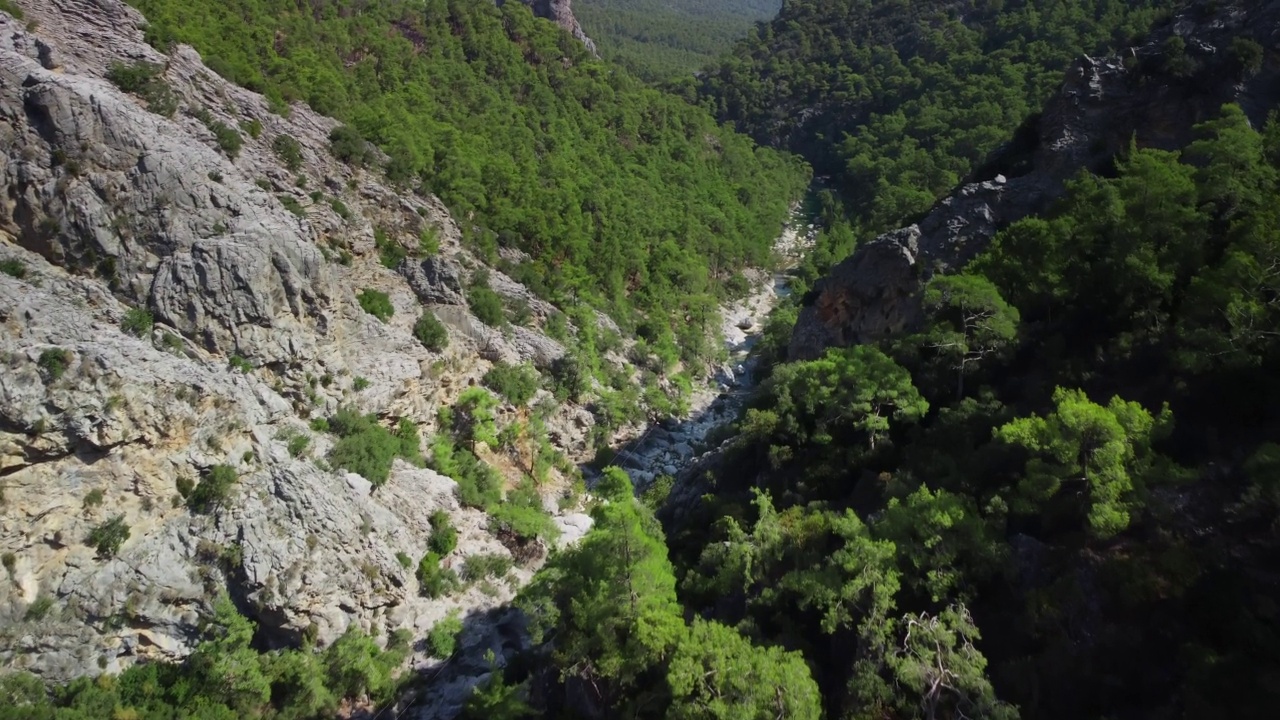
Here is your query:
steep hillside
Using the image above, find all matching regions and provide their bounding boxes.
[700,0,1165,239]
[575,0,782,80]
[125,0,809,364]
[643,2,1280,720]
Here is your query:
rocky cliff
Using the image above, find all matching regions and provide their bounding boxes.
[0,0,598,701]
[516,0,597,54]
[789,0,1280,359]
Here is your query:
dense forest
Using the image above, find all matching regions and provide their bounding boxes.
[698,0,1166,264]
[574,0,781,80]
[127,0,808,364]
[7,0,1280,719]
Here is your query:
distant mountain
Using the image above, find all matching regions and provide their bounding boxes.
[575,0,783,80]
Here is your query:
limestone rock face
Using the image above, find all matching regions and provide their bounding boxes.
[520,0,597,55]
[399,257,467,307]
[0,0,600,694]
[789,0,1280,360]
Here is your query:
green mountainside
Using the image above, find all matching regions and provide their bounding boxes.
[700,0,1165,248]
[129,0,807,364]
[574,0,782,80]
[6,0,1280,719]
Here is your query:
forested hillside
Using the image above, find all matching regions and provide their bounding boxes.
[700,0,1164,247]
[575,0,781,80]
[128,0,807,363]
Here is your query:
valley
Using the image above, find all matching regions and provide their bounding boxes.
[1,1,1279,719]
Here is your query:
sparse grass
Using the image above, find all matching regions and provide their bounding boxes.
[329,197,351,220]
[395,551,412,569]
[287,433,310,458]
[278,194,306,217]
[161,332,184,355]
[2,551,16,577]
[38,348,70,380]
[193,107,243,159]
[0,0,25,20]
[353,377,370,391]
[240,118,263,139]
[0,259,26,279]
[86,515,130,557]
[24,595,54,622]
[374,227,405,269]
[121,307,154,337]
[83,489,105,509]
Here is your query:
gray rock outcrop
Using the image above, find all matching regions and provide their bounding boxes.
[516,0,597,55]
[0,0,600,696]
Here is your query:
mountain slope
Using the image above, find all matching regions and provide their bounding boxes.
[126,0,809,362]
[700,0,1164,238]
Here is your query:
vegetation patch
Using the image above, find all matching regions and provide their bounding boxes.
[37,348,71,381]
[357,288,393,322]
[327,408,423,487]
[413,311,449,352]
[105,60,178,116]
[86,515,130,557]
[187,464,238,514]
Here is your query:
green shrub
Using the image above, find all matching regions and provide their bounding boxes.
[121,307,154,337]
[374,227,405,269]
[0,258,25,279]
[467,286,505,328]
[426,612,463,658]
[482,363,540,406]
[194,110,244,159]
[309,417,330,432]
[187,464,238,513]
[489,477,559,543]
[228,355,253,373]
[413,312,449,352]
[461,553,512,582]
[353,376,370,391]
[428,509,458,556]
[327,408,422,486]
[175,475,194,498]
[105,61,177,116]
[278,194,306,217]
[287,433,310,458]
[395,551,412,568]
[24,595,54,622]
[0,0,25,20]
[416,552,460,599]
[270,133,304,171]
[357,289,393,322]
[240,118,263,139]
[329,125,372,166]
[38,348,71,380]
[430,436,502,510]
[329,197,352,220]
[86,515,130,557]
[418,227,440,256]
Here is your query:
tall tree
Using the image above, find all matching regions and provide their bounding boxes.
[995,387,1175,539]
